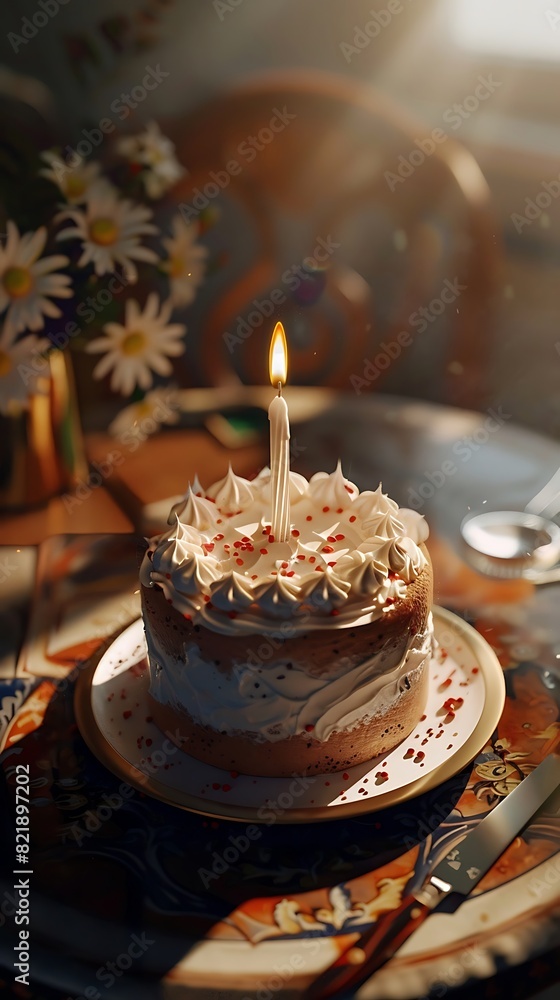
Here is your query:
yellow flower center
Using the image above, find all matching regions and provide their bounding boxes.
[90,218,119,246]
[0,349,12,377]
[121,331,146,356]
[3,266,32,299]
[168,255,185,278]
[65,174,87,198]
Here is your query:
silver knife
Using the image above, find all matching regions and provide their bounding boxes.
[306,753,560,999]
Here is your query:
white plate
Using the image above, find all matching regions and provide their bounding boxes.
[75,607,505,822]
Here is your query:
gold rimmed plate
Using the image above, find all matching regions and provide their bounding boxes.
[74,607,505,822]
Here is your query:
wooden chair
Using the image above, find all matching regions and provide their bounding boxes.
[167,71,500,408]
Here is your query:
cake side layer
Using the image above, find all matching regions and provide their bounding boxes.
[144,615,433,743]
[146,662,430,777]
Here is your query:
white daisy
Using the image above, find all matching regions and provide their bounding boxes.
[0,221,72,338]
[39,151,104,205]
[86,293,186,396]
[55,187,158,282]
[161,214,207,308]
[117,121,185,199]
[0,326,50,415]
[109,386,181,440]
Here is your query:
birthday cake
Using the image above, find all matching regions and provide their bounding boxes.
[139,464,434,777]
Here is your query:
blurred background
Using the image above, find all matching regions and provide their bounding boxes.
[0,0,559,513]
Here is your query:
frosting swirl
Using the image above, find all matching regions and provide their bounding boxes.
[140,465,429,636]
[207,464,254,513]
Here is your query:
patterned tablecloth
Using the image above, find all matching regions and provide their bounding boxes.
[0,533,558,1000]
[1,396,560,999]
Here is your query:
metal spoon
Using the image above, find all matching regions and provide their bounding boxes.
[460,469,560,581]
[461,510,560,580]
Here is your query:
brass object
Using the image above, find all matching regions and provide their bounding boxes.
[0,349,88,511]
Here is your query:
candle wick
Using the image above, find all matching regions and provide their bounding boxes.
[277,381,282,397]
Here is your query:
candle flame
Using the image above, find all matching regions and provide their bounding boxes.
[269,322,288,387]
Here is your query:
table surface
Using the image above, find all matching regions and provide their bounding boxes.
[1,392,559,1000]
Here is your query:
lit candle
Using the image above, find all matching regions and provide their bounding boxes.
[268,322,290,542]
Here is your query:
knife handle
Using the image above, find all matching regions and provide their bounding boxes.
[305,893,433,999]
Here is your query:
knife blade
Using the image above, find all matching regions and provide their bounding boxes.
[305,753,560,999]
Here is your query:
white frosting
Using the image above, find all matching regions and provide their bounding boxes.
[146,617,434,743]
[140,465,429,637]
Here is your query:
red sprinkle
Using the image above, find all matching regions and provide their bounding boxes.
[230,771,239,778]
[297,554,306,561]
[306,515,313,521]
[292,529,300,537]
[222,784,231,792]
[260,548,268,555]
[328,561,336,567]
[375,771,389,784]
[472,667,479,674]
[214,533,224,541]
[349,515,357,523]
[322,545,334,553]
[203,543,214,552]
[327,535,337,543]
[414,751,425,762]
[443,697,464,712]
[336,507,343,514]
[403,748,415,759]
[183,613,191,620]
[335,533,345,541]
[330,608,339,616]
[236,558,244,566]
[281,561,289,569]
[309,556,316,564]
[342,772,349,780]
[305,724,314,732]
[268,535,275,544]
[123,711,132,719]
[322,506,330,513]
[212,782,220,790]
[227,610,238,619]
